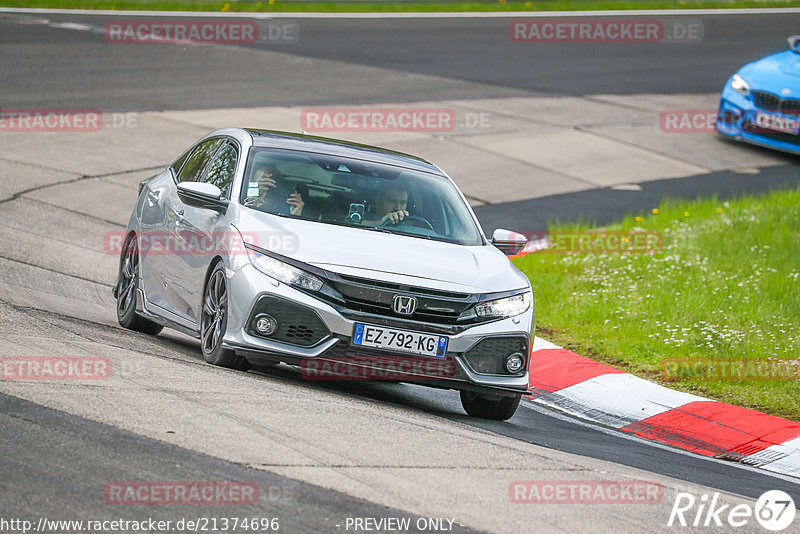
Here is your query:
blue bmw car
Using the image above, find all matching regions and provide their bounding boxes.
[717,36,800,155]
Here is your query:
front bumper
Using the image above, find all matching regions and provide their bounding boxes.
[223,263,533,396]
[716,86,800,156]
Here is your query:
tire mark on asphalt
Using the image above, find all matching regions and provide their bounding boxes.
[0,162,165,205]
[0,254,109,286]
[21,196,127,228]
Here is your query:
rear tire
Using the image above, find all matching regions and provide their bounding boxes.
[116,234,163,335]
[460,390,521,421]
[200,262,251,372]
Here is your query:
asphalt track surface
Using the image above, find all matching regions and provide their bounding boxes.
[0,11,798,110]
[1,393,479,534]
[475,164,800,232]
[1,9,800,533]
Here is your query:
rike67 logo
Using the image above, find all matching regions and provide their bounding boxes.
[668,490,795,531]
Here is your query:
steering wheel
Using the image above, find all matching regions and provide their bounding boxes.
[383,214,435,231]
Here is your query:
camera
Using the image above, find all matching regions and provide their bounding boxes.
[347,203,365,224]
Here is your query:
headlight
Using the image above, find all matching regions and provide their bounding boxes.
[730,73,750,95]
[475,292,531,319]
[248,249,323,291]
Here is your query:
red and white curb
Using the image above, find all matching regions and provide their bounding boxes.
[527,337,800,478]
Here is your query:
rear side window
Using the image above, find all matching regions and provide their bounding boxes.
[177,138,223,183]
[202,142,238,198]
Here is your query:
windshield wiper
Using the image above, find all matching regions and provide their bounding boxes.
[364,226,432,239]
[363,225,394,234]
[266,211,304,220]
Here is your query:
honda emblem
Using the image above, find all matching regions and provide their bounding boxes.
[392,295,417,315]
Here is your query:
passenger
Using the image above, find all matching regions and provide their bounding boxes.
[245,164,304,216]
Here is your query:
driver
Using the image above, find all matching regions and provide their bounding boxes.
[365,185,408,225]
[245,163,304,216]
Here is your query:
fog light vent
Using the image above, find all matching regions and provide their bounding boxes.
[462,336,528,375]
[505,353,525,374]
[245,296,330,347]
[254,314,277,336]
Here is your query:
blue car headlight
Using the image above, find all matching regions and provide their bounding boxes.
[730,73,750,96]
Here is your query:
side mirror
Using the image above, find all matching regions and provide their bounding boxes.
[177,182,229,212]
[789,35,800,53]
[491,229,527,256]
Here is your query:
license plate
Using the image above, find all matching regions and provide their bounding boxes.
[352,323,448,358]
[754,111,800,134]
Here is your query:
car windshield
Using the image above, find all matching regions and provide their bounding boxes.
[239,147,483,246]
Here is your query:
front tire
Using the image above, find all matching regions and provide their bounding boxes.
[460,391,521,421]
[200,263,250,371]
[116,234,163,335]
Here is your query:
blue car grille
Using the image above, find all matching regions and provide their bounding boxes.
[742,121,800,145]
[752,91,780,112]
[752,90,800,116]
[781,99,800,116]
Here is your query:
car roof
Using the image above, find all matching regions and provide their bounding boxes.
[244,128,442,175]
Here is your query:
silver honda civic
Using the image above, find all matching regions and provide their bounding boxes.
[114,128,534,420]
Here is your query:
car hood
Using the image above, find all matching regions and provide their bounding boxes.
[740,50,800,92]
[234,210,530,294]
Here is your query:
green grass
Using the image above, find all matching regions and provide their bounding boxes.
[514,188,800,420]
[3,0,800,12]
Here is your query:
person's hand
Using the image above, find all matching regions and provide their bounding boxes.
[286,192,304,215]
[257,176,277,198]
[244,196,264,208]
[380,210,408,225]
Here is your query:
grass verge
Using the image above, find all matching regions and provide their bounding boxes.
[2,0,800,12]
[514,187,800,420]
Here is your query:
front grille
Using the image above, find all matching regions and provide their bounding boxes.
[326,275,475,326]
[742,121,800,145]
[338,293,464,324]
[302,338,459,382]
[321,337,436,360]
[337,274,470,299]
[781,98,800,116]
[751,90,800,116]
[246,296,330,347]
[752,91,780,112]
[462,336,529,376]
